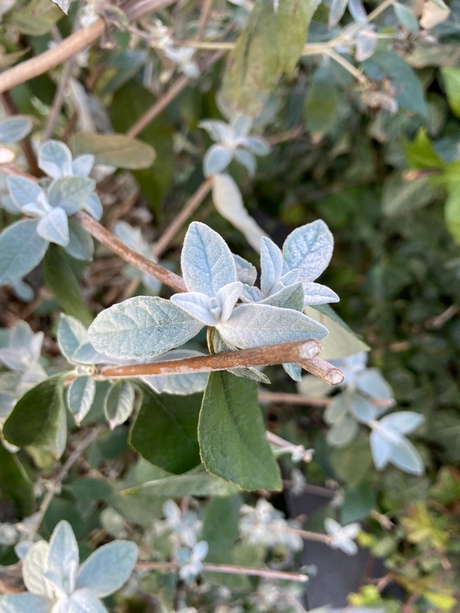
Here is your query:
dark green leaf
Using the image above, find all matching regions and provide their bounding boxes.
[0,444,33,516]
[43,245,93,327]
[129,385,201,474]
[72,132,156,170]
[201,496,242,554]
[198,372,282,491]
[341,484,376,524]
[109,80,174,215]
[3,374,65,457]
[305,64,339,137]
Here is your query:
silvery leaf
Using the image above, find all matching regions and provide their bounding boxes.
[379,411,423,435]
[349,392,378,423]
[390,436,424,474]
[283,362,302,381]
[203,144,233,177]
[240,285,263,302]
[0,220,48,286]
[68,376,96,425]
[48,177,96,215]
[328,0,348,27]
[246,136,270,156]
[84,193,102,220]
[297,375,331,398]
[0,593,53,613]
[88,296,204,360]
[47,521,79,595]
[355,28,377,62]
[302,282,339,305]
[234,149,256,176]
[356,368,393,400]
[369,430,392,470]
[348,0,367,25]
[260,236,284,297]
[181,222,237,296]
[65,219,94,261]
[37,208,69,246]
[216,281,243,322]
[0,117,32,143]
[58,315,96,364]
[38,141,73,179]
[394,2,419,32]
[283,220,334,282]
[199,119,232,142]
[231,115,252,136]
[71,154,94,178]
[7,176,45,212]
[53,589,107,613]
[217,303,328,349]
[142,350,209,395]
[15,541,33,560]
[326,416,358,447]
[12,279,34,302]
[233,254,257,285]
[212,173,266,252]
[104,381,135,429]
[23,541,52,598]
[2,195,21,214]
[76,540,138,597]
[324,394,348,425]
[260,283,304,311]
[170,292,216,326]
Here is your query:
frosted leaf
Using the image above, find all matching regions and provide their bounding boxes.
[283,220,334,282]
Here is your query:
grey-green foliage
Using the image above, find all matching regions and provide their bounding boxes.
[89,220,334,363]
[0,140,103,288]
[300,352,425,474]
[0,520,138,613]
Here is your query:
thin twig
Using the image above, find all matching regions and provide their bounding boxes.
[325,50,370,86]
[258,391,394,408]
[153,177,213,257]
[259,392,331,406]
[135,561,308,582]
[280,525,332,545]
[27,428,101,540]
[75,211,187,293]
[127,50,225,138]
[266,431,313,462]
[0,0,175,95]
[100,339,336,380]
[301,356,344,385]
[196,0,214,40]
[43,62,73,141]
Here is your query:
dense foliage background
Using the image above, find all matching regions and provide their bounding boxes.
[0,0,459,610]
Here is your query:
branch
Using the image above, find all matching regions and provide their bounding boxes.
[153,177,213,257]
[100,339,344,385]
[127,50,225,138]
[75,211,187,293]
[135,561,308,582]
[27,428,101,540]
[259,391,394,408]
[266,431,314,462]
[0,0,175,94]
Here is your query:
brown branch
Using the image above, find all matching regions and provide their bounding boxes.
[43,61,73,141]
[259,391,394,408]
[153,177,213,257]
[299,356,344,385]
[135,561,308,582]
[0,21,105,95]
[259,392,331,406]
[75,211,187,293]
[0,0,175,95]
[196,0,214,40]
[127,50,225,138]
[99,339,344,385]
